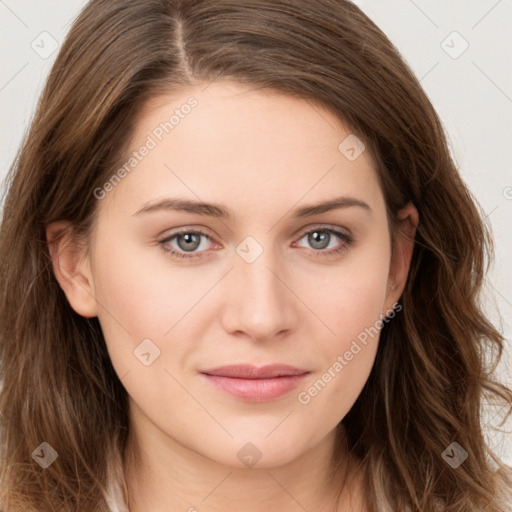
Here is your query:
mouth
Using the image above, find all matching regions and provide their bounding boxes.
[200,364,311,402]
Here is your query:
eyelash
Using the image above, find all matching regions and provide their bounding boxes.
[158,226,354,261]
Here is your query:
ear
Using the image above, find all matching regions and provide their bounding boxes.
[383,201,419,313]
[46,220,98,318]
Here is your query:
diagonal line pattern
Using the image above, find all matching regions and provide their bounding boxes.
[162,161,338,338]
[119,368,132,381]
[265,470,311,512]
[163,367,234,438]
[265,410,294,438]
[164,163,234,235]
[472,61,512,105]
[0,0,29,28]
[305,98,336,131]
[266,164,337,234]
[471,0,503,30]
[200,62,233,93]
[407,0,439,29]
[200,470,234,502]
[162,267,234,337]
[46,242,133,336]
[0,62,29,92]
[484,205,499,220]
[488,280,512,309]
[420,62,439,83]
[265,265,337,335]
[61,267,133,336]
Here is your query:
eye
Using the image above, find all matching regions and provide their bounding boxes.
[158,225,354,261]
[293,226,354,258]
[159,229,216,260]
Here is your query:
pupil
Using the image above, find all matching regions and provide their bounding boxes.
[179,233,200,251]
[310,231,329,249]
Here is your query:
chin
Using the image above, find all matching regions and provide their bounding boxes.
[198,432,310,470]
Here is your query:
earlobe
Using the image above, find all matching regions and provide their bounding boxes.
[384,202,419,311]
[46,220,98,318]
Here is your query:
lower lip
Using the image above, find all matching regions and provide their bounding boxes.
[201,373,309,402]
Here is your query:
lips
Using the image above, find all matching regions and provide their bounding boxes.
[200,364,310,402]
[201,364,309,379]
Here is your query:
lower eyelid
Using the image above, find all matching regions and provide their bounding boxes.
[160,231,214,253]
[160,227,352,258]
[293,231,352,254]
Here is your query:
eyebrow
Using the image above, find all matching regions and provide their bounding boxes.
[132,195,372,219]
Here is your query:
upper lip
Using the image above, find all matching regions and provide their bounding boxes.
[201,364,310,379]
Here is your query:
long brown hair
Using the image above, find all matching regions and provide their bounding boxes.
[0,1,510,510]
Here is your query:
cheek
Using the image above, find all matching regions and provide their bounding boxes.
[92,223,209,326]
[295,242,390,407]
[305,245,391,340]
[295,279,388,426]
[91,218,390,387]
[89,234,196,376]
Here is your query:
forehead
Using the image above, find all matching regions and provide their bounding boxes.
[101,80,385,220]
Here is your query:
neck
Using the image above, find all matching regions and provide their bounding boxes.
[122,403,367,512]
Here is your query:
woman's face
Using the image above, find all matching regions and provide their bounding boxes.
[50,80,416,469]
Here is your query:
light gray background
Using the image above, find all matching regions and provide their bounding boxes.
[1,0,511,465]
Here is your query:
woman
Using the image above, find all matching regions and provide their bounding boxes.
[0,0,510,511]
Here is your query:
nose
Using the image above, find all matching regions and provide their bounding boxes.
[219,246,299,343]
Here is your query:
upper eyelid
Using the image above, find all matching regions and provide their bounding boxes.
[294,224,351,238]
[160,224,351,248]
[161,224,351,240]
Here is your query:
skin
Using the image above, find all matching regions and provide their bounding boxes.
[47,80,418,512]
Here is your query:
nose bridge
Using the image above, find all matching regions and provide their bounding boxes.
[222,236,296,340]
